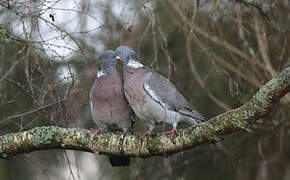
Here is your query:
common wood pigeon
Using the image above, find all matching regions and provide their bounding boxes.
[115,46,205,138]
[90,50,134,166]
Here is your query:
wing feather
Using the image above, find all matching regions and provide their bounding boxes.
[143,72,205,121]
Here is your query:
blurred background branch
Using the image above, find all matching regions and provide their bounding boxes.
[0,0,289,179]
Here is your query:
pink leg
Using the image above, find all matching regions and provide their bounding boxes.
[166,128,178,139]
[139,131,152,138]
[117,131,131,135]
[90,128,103,136]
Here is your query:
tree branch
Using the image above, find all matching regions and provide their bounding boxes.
[0,67,290,159]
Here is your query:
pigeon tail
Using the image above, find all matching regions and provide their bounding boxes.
[109,155,130,167]
[183,116,204,127]
[179,108,206,126]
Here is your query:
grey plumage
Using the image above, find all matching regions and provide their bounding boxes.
[90,50,133,166]
[144,72,205,122]
[115,46,205,137]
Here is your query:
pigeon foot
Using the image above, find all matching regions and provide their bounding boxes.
[166,128,178,139]
[139,131,152,138]
[90,128,103,136]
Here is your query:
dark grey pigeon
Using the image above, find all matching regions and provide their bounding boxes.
[90,50,134,166]
[115,46,205,138]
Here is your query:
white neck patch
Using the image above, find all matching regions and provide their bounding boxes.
[96,70,106,78]
[127,59,144,68]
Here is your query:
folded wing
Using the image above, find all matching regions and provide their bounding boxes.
[143,72,205,122]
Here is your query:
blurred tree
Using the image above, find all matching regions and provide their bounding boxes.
[0,0,289,180]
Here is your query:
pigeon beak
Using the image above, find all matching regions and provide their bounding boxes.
[116,56,123,62]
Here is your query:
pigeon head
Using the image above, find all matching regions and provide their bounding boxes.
[95,50,119,77]
[97,50,118,68]
[115,46,137,65]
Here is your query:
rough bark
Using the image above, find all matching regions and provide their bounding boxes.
[0,67,289,159]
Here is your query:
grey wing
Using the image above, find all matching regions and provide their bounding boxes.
[89,100,108,129]
[90,100,96,121]
[143,72,205,122]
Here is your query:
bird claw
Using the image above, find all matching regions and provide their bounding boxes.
[117,131,131,136]
[139,131,152,138]
[166,128,178,139]
[90,128,103,136]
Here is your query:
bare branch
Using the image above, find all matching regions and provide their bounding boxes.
[254,11,276,77]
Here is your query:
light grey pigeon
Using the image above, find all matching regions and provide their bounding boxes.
[90,50,134,166]
[115,46,205,138]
